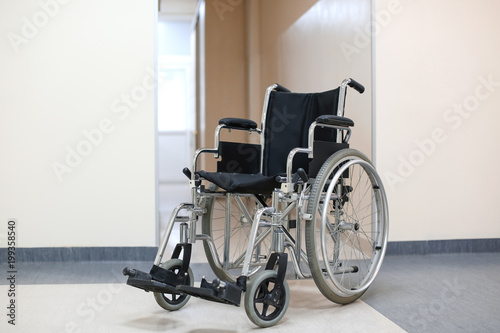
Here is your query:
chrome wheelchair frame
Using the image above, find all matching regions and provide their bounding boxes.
[123,78,389,327]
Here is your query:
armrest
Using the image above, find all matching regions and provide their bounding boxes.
[219,118,258,130]
[190,119,260,181]
[215,118,260,159]
[316,115,354,127]
[282,119,353,192]
[192,148,218,179]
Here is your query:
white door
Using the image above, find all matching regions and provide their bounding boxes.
[157,18,195,234]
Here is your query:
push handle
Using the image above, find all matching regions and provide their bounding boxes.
[182,167,192,180]
[297,168,309,183]
[348,78,365,94]
[274,83,291,93]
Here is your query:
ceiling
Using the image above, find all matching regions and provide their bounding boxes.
[159,0,198,16]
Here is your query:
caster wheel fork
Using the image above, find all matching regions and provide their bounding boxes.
[244,252,289,328]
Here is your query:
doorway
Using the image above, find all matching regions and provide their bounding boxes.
[157,1,197,235]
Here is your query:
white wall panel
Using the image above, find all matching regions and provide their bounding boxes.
[375,0,500,240]
[275,0,372,157]
[0,0,157,247]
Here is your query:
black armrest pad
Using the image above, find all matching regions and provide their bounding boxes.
[316,115,354,127]
[219,118,258,130]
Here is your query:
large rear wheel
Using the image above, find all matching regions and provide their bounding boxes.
[305,149,389,304]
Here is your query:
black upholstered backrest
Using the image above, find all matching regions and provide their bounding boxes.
[261,88,340,176]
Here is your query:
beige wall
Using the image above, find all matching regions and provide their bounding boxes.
[204,0,248,127]
[0,0,157,247]
[200,0,250,170]
[202,0,372,161]
[375,0,500,241]
[196,0,500,244]
[2,0,495,249]
[259,0,373,156]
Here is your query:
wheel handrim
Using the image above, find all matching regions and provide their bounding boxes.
[319,157,388,296]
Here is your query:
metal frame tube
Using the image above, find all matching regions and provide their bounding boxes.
[273,228,285,253]
[214,125,261,159]
[285,243,311,279]
[180,223,188,243]
[234,195,255,225]
[229,227,272,269]
[337,78,350,118]
[192,148,218,178]
[154,203,193,266]
[241,207,275,276]
[196,233,223,270]
[260,84,278,173]
[295,200,303,269]
[223,193,232,270]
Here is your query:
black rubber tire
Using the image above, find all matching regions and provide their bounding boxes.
[153,259,194,311]
[305,149,388,304]
[244,270,290,328]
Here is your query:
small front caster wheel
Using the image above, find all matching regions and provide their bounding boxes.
[154,259,194,311]
[244,270,290,327]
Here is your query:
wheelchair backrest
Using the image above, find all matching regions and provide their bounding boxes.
[261,88,340,177]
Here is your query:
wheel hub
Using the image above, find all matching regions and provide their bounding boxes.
[354,222,360,231]
[338,220,360,232]
[263,288,281,306]
[239,214,251,224]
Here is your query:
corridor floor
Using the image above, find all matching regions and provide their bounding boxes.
[1,252,499,332]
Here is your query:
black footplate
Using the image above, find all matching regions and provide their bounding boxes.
[123,266,187,294]
[123,243,192,294]
[177,277,245,307]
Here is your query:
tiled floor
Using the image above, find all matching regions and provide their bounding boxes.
[1,252,499,333]
[3,181,499,332]
[4,183,500,332]
[0,280,403,333]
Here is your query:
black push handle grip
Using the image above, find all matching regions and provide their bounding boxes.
[297,168,309,183]
[348,78,365,94]
[275,83,291,93]
[183,167,192,180]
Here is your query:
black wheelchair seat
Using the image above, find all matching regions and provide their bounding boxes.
[196,171,279,194]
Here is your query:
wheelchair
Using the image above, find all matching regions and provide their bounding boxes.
[123,78,389,327]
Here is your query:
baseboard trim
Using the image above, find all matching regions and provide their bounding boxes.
[1,239,499,262]
[0,246,157,263]
[386,238,500,255]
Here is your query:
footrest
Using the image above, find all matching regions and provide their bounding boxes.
[123,267,180,294]
[176,277,243,306]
